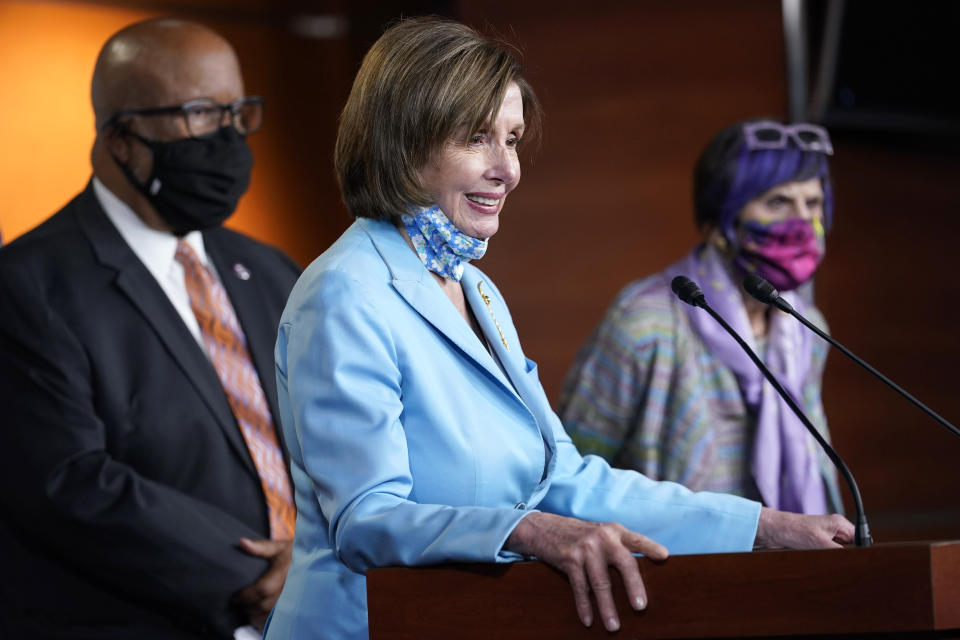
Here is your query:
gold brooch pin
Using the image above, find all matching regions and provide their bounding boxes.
[477,281,509,350]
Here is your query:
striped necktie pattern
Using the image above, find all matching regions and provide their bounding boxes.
[175,240,296,540]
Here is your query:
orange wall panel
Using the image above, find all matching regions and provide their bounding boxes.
[0,1,155,242]
[0,1,350,267]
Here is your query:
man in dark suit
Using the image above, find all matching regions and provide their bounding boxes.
[0,19,299,639]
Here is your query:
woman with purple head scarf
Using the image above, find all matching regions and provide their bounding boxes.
[560,119,842,515]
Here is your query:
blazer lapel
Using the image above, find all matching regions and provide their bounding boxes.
[76,185,256,475]
[460,266,560,491]
[460,268,544,410]
[360,219,521,401]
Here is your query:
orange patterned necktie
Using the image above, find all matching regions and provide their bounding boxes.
[175,240,295,540]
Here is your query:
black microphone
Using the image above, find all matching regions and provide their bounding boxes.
[671,275,707,308]
[670,275,872,547]
[743,274,960,442]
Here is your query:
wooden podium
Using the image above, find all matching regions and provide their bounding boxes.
[367,541,960,639]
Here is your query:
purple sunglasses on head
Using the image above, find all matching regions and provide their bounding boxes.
[743,121,834,155]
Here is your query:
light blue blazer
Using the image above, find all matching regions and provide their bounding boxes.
[264,219,761,640]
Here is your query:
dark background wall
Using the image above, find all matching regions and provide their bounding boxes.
[4,0,958,542]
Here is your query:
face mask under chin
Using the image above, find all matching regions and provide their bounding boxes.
[113,125,254,234]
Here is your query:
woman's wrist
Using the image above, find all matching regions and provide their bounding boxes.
[754,506,781,548]
[504,511,546,556]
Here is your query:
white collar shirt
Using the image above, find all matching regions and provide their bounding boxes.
[92,176,218,347]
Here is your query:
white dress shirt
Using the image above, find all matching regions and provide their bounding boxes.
[92,177,220,347]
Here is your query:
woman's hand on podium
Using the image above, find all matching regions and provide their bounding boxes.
[505,512,669,633]
[754,507,854,549]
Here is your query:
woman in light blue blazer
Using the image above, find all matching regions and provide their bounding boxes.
[264,18,854,640]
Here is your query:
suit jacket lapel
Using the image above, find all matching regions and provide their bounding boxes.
[75,184,256,475]
[360,219,521,401]
[461,266,560,478]
[460,268,540,408]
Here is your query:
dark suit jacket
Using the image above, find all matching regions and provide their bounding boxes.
[0,182,300,639]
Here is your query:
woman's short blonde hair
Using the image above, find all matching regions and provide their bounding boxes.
[335,17,542,222]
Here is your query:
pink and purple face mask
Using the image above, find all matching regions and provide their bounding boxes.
[733,217,825,291]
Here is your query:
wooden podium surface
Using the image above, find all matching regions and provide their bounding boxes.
[367,540,960,639]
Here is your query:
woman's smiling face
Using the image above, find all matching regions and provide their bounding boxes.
[419,82,525,240]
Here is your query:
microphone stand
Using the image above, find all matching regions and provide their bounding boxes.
[672,277,872,547]
[749,280,960,442]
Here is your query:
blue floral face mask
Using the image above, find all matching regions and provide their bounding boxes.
[401,205,488,281]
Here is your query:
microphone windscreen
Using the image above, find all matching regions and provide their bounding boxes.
[671,275,706,307]
[743,274,780,304]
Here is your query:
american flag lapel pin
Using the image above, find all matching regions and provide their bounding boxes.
[233,263,251,281]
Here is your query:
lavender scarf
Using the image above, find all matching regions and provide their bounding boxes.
[670,244,827,514]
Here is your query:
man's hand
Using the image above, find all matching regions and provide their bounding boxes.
[233,538,293,631]
[505,512,669,633]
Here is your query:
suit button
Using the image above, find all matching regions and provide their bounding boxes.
[515,502,526,510]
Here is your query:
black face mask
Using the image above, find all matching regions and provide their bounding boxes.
[114,125,254,234]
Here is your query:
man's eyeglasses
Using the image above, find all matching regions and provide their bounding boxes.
[103,96,264,138]
[743,121,834,155]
